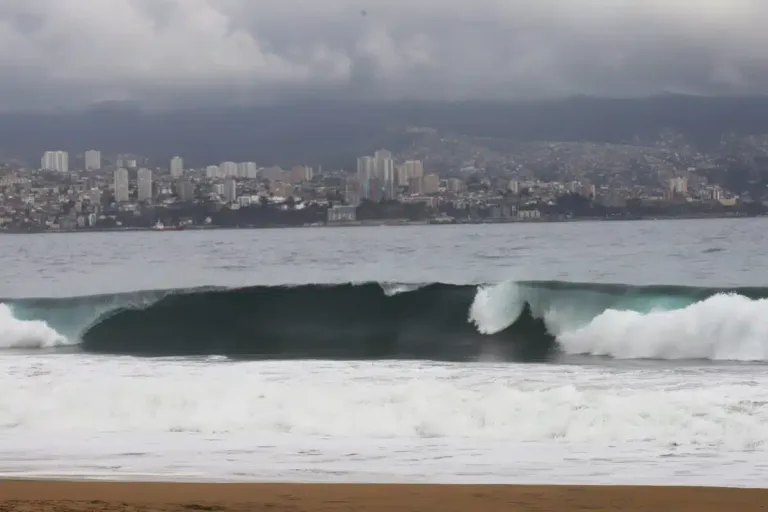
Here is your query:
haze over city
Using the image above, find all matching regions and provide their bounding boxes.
[3,0,768,235]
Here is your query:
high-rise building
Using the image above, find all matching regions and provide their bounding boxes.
[223,177,237,202]
[374,150,393,180]
[113,168,130,202]
[423,174,440,195]
[237,162,257,179]
[374,150,396,199]
[219,161,237,177]
[358,150,396,199]
[170,156,184,178]
[41,151,69,172]
[402,160,424,184]
[137,168,153,202]
[357,156,375,181]
[84,150,101,170]
[205,165,220,179]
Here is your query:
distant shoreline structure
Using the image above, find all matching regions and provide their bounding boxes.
[0,212,761,235]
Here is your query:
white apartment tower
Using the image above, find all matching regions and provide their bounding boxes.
[137,168,153,202]
[237,162,258,179]
[374,149,394,179]
[41,151,69,172]
[399,160,424,185]
[219,161,237,177]
[114,168,130,202]
[374,149,395,198]
[423,173,440,194]
[170,156,184,178]
[357,156,375,181]
[84,150,101,170]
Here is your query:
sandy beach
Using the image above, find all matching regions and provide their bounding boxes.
[0,481,766,512]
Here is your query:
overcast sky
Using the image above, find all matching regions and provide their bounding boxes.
[1,0,767,110]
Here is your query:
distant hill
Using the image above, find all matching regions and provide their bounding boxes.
[2,95,768,168]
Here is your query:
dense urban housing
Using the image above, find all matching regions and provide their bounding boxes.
[1,127,766,232]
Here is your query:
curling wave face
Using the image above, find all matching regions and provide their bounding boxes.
[2,281,768,362]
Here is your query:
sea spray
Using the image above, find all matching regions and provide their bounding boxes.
[0,304,68,349]
[557,293,768,361]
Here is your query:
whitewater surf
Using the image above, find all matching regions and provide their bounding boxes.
[2,280,768,362]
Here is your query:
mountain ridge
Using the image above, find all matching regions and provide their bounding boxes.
[3,95,768,167]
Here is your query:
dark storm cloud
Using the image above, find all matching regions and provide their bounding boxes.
[0,0,767,109]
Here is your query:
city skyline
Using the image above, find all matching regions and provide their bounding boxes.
[2,127,747,234]
[22,141,729,208]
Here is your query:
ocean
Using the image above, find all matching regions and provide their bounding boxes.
[1,219,768,486]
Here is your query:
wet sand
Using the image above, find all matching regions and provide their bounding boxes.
[1,480,767,512]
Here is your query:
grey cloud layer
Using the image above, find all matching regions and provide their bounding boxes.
[1,0,767,109]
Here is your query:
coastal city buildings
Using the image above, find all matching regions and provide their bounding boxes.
[356,151,398,201]
[114,168,130,202]
[237,162,258,179]
[41,151,68,172]
[357,156,375,181]
[0,132,760,232]
[170,157,184,178]
[137,168,153,202]
[400,160,424,185]
[670,177,688,197]
[85,150,101,170]
[219,162,237,177]
[222,177,236,202]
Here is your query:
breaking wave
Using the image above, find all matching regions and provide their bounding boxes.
[0,304,68,349]
[2,281,768,362]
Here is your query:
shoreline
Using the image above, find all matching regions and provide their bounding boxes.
[0,212,763,235]
[1,480,767,512]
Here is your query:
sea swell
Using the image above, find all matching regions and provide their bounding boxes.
[2,280,768,362]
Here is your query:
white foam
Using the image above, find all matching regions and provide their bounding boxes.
[557,293,768,361]
[469,281,524,334]
[468,282,768,362]
[0,304,68,349]
[2,356,768,484]
[1,357,766,451]
[380,283,426,296]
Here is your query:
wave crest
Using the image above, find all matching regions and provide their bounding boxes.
[3,281,768,362]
